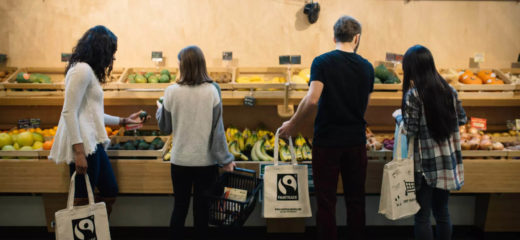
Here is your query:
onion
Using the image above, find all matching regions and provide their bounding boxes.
[460,133,470,140]
[492,142,504,151]
[468,138,480,150]
[469,127,479,135]
[479,139,493,150]
[481,135,491,141]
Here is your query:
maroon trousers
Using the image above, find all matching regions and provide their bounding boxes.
[312,144,368,240]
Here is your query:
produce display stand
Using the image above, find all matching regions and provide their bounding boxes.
[105,136,171,161]
[3,67,65,96]
[117,67,179,90]
[233,67,288,98]
[451,69,515,97]
[103,67,125,90]
[373,61,403,91]
[0,67,18,90]
[0,68,520,233]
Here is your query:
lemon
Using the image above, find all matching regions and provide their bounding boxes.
[32,141,43,150]
[13,142,20,150]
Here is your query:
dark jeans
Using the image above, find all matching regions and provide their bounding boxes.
[69,144,118,198]
[169,164,218,240]
[312,144,367,240]
[414,177,452,240]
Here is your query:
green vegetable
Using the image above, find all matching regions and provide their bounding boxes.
[135,74,147,83]
[139,111,148,121]
[159,74,170,83]
[148,76,159,83]
[144,72,154,79]
[374,64,392,82]
[374,77,382,84]
[160,69,170,76]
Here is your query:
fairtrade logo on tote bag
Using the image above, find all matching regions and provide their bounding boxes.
[277,174,298,200]
[72,215,97,240]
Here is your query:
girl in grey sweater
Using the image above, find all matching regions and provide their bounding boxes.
[156,45,235,240]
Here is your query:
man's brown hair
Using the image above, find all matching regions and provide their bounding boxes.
[333,16,362,43]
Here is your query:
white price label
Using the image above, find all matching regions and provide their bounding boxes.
[474,53,485,63]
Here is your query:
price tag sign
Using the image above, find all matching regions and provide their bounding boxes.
[18,118,41,129]
[222,51,233,61]
[385,53,404,63]
[474,53,485,63]
[151,51,163,62]
[290,55,301,64]
[470,117,487,131]
[0,54,6,63]
[243,96,256,107]
[279,55,290,65]
[125,123,143,131]
[516,119,520,130]
[61,53,72,62]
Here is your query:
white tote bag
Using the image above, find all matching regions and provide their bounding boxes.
[263,129,312,218]
[378,123,420,220]
[55,172,111,240]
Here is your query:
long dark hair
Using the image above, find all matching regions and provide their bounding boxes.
[65,25,117,83]
[402,45,457,142]
[177,46,212,86]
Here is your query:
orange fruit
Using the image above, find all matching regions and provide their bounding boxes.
[105,127,112,136]
[43,140,53,150]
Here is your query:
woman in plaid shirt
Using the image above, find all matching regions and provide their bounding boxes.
[397,45,467,240]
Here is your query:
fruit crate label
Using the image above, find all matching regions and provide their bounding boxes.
[61,53,72,62]
[243,96,256,107]
[279,55,290,65]
[385,53,403,63]
[151,51,163,61]
[18,118,40,129]
[470,117,487,131]
[222,51,233,61]
[290,55,301,65]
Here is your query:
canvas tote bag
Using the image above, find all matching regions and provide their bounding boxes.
[263,129,312,218]
[378,123,420,220]
[55,172,111,240]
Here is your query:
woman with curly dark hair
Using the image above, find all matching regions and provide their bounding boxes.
[49,25,144,215]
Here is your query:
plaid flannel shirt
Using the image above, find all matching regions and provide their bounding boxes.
[403,87,467,191]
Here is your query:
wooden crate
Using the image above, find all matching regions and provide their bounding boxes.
[233,67,289,98]
[0,149,41,159]
[0,67,18,89]
[453,69,515,96]
[105,136,171,161]
[3,67,66,96]
[439,68,460,86]
[500,68,520,91]
[208,67,235,87]
[118,67,178,90]
[373,61,403,91]
[288,67,310,90]
[103,67,125,90]
[462,150,509,159]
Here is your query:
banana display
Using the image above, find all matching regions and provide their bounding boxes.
[225,127,312,162]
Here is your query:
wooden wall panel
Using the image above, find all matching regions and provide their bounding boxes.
[0,0,518,69]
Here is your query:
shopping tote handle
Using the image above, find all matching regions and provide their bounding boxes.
[66,171,95,210]
[274,128,297,166]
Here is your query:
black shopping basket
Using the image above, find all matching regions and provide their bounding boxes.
[208,167,263,227]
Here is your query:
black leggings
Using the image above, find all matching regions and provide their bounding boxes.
[170,164,218,240]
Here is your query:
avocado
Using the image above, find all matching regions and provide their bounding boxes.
[139,111,148,121]
[374,77,382,84]
[108,143,121,150]
[148,143,156,150]
[39,74,51,83]
[148,75,159,83]
[138,141,150,150]
[374,64,393,82]
[158,96,164,104]
[144,72,154,79]
[159,74,170,83]
[135,74,147,83]
[160,69,170,76]
[29,74,41,83]
[123,141,135,150]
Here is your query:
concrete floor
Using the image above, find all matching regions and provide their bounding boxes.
[1,226,520,240]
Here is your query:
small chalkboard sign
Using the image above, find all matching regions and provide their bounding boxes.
[18,118,41,129]
[222,51,233,61]
[244,96,256,107]
[61,53,72,62]
[0,54,6,63]
[152,51,163,62]
[290,55,301,65]
[279,55,291,65]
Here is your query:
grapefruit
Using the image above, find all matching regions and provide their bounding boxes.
[17,131,34,147]
[43,140,53,150]
[0,132,13,148]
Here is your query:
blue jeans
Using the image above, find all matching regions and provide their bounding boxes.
[69,144,118,198]
[414,176,452,240]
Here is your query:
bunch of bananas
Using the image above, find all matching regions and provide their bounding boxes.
[225,127,312,162]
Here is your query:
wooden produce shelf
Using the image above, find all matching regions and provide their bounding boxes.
[1,158,519,194]
[3,67,66,96]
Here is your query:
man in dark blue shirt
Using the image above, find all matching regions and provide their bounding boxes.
[279,15,374,240]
